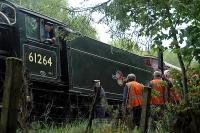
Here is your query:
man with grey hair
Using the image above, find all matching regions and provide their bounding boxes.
[123,73,144,128]
[150,70,167,105]
[153,71,162,78]
[163,70,173,102]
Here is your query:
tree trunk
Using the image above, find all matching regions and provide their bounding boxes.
[176,51,188,104]
[165,6,189,105]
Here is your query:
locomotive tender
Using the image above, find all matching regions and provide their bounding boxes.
[0,1,154,121]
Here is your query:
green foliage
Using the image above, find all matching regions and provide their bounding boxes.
[170,65,200,107]
[96,0,200,104]
[25,121,88,133]
[150,103,175,133]
[183,25,200,63]
[165,66,200,132]
[187,67,200,107]
[17,121,141,133]
[111,39,157,57]
[151,89,160,97]
[170,69,183,92]
[97,0,199,66]
[100,0,171,37]
[67,16,97,39]
[111,39,140,53]
[11,0,68,21]
[164,50,180,67]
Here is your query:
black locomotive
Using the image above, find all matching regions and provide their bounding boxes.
[0,1,154,121]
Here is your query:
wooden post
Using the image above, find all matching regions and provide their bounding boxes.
[140,86,151,133]
[85,90,98,133]
[0,57,23,133]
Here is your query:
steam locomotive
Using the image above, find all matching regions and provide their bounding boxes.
[0,1,155,121]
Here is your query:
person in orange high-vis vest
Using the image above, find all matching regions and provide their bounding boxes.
[149,71,167,130]
[150,71,167,106]
[123,73,144,128]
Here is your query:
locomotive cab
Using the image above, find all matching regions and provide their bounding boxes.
[0,1,73,120]
[0,1,73,89]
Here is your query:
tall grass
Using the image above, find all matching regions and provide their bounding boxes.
[17,120,141,133]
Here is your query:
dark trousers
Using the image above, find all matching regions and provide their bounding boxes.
[150,104,165,130]
[151,105,165,120]
[94,105,105,118]
[132,106,142,127]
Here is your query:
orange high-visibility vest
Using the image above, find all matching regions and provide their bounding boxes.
[150,79,166,105]
[170,90,181,102]
[127,81,143,109]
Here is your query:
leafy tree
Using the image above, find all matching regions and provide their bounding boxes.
[112,39,181,67]
[95,0,200,104]
[183,25,200,65]
[10,0,97,39]
[10,0,68,21]
[67,16,97,39]
[164,50,180,67]
[111,39,139,52]
[111,38,157,57]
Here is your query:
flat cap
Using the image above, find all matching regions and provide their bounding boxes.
[93,80,100,83]
[45,21,53,26]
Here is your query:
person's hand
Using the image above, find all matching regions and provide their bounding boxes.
[89,94,94,97]
[46,39,52,41]
[43,39,52,44]
[51,37,56,44]
[26,95,31,102]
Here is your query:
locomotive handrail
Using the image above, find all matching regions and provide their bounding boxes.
[72,86,123,96]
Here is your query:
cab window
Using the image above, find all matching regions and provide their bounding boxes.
[25,15,40,40]
[0,3,16,24]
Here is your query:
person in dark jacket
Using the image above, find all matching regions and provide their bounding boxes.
[163,70,173,102]
[93,80,106,118]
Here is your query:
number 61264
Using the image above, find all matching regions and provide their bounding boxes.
[28,52,53,66]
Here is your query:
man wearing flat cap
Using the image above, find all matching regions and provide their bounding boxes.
[93,80,106,118]
[44,21,56,44]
